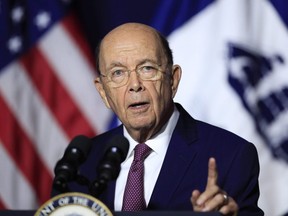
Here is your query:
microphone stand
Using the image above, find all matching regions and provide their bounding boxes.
[53,173,91,194]
[89,178,108,198]
[89,160,121,198]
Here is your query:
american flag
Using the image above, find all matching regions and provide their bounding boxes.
[0,0,112,209]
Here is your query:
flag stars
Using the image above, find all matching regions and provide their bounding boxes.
[35,11,51,30]
[11,6,24,23]
[7,36,22,53]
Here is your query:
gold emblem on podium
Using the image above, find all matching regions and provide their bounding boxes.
[34,192,113,216]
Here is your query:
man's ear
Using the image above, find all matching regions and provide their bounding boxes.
[170,64,182,98]
[94,77,111,109]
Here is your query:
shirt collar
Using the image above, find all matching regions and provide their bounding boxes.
[123,105,180,161]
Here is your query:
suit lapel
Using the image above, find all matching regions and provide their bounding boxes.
[103,104,199,210]
[148,104,199,209]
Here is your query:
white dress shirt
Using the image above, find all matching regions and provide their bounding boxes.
[114,106,180,210]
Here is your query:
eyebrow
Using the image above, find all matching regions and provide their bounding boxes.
[106,62,125,71]
[106,59,159,71]
[138,59,160,66]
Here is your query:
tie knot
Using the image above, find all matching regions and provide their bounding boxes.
[134,143,152,161]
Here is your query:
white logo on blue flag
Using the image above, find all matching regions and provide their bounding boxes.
[228,42,288,162]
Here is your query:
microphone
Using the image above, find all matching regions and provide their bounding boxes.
[90,135,129,197]
[53,135,92,193]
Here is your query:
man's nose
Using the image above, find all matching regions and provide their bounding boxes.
[128,70,143,92]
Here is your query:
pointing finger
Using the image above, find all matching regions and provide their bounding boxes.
[206,157,218,188]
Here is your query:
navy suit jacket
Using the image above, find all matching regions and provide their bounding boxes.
[61,103,263,215]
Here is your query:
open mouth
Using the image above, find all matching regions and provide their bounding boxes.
[129,102,149,109]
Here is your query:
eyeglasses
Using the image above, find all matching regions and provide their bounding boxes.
[100,64,167,88]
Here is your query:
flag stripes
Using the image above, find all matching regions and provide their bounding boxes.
[62,13,96,70]
[0,141,37,209]
[0,94,52,205]
[0,60,69,171]
[0,7,112,209]
[20,47,96,139]
[38,14,111,134]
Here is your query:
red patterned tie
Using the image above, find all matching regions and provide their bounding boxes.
[122,143,152,211]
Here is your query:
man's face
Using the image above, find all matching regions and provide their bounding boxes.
[95,24,181,141]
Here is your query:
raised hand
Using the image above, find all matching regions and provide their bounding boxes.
[191,157,238,215]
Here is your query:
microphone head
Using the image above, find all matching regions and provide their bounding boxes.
[89,135,129,196]
[104,135,129,162]
[65,135,92,162]
[53,135,92,192]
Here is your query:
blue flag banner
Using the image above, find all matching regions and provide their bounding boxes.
[228,42,288,160]
[167,1,288,215]
[1,0,288,215]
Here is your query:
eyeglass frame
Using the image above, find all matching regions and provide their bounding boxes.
[99,62,170,88]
